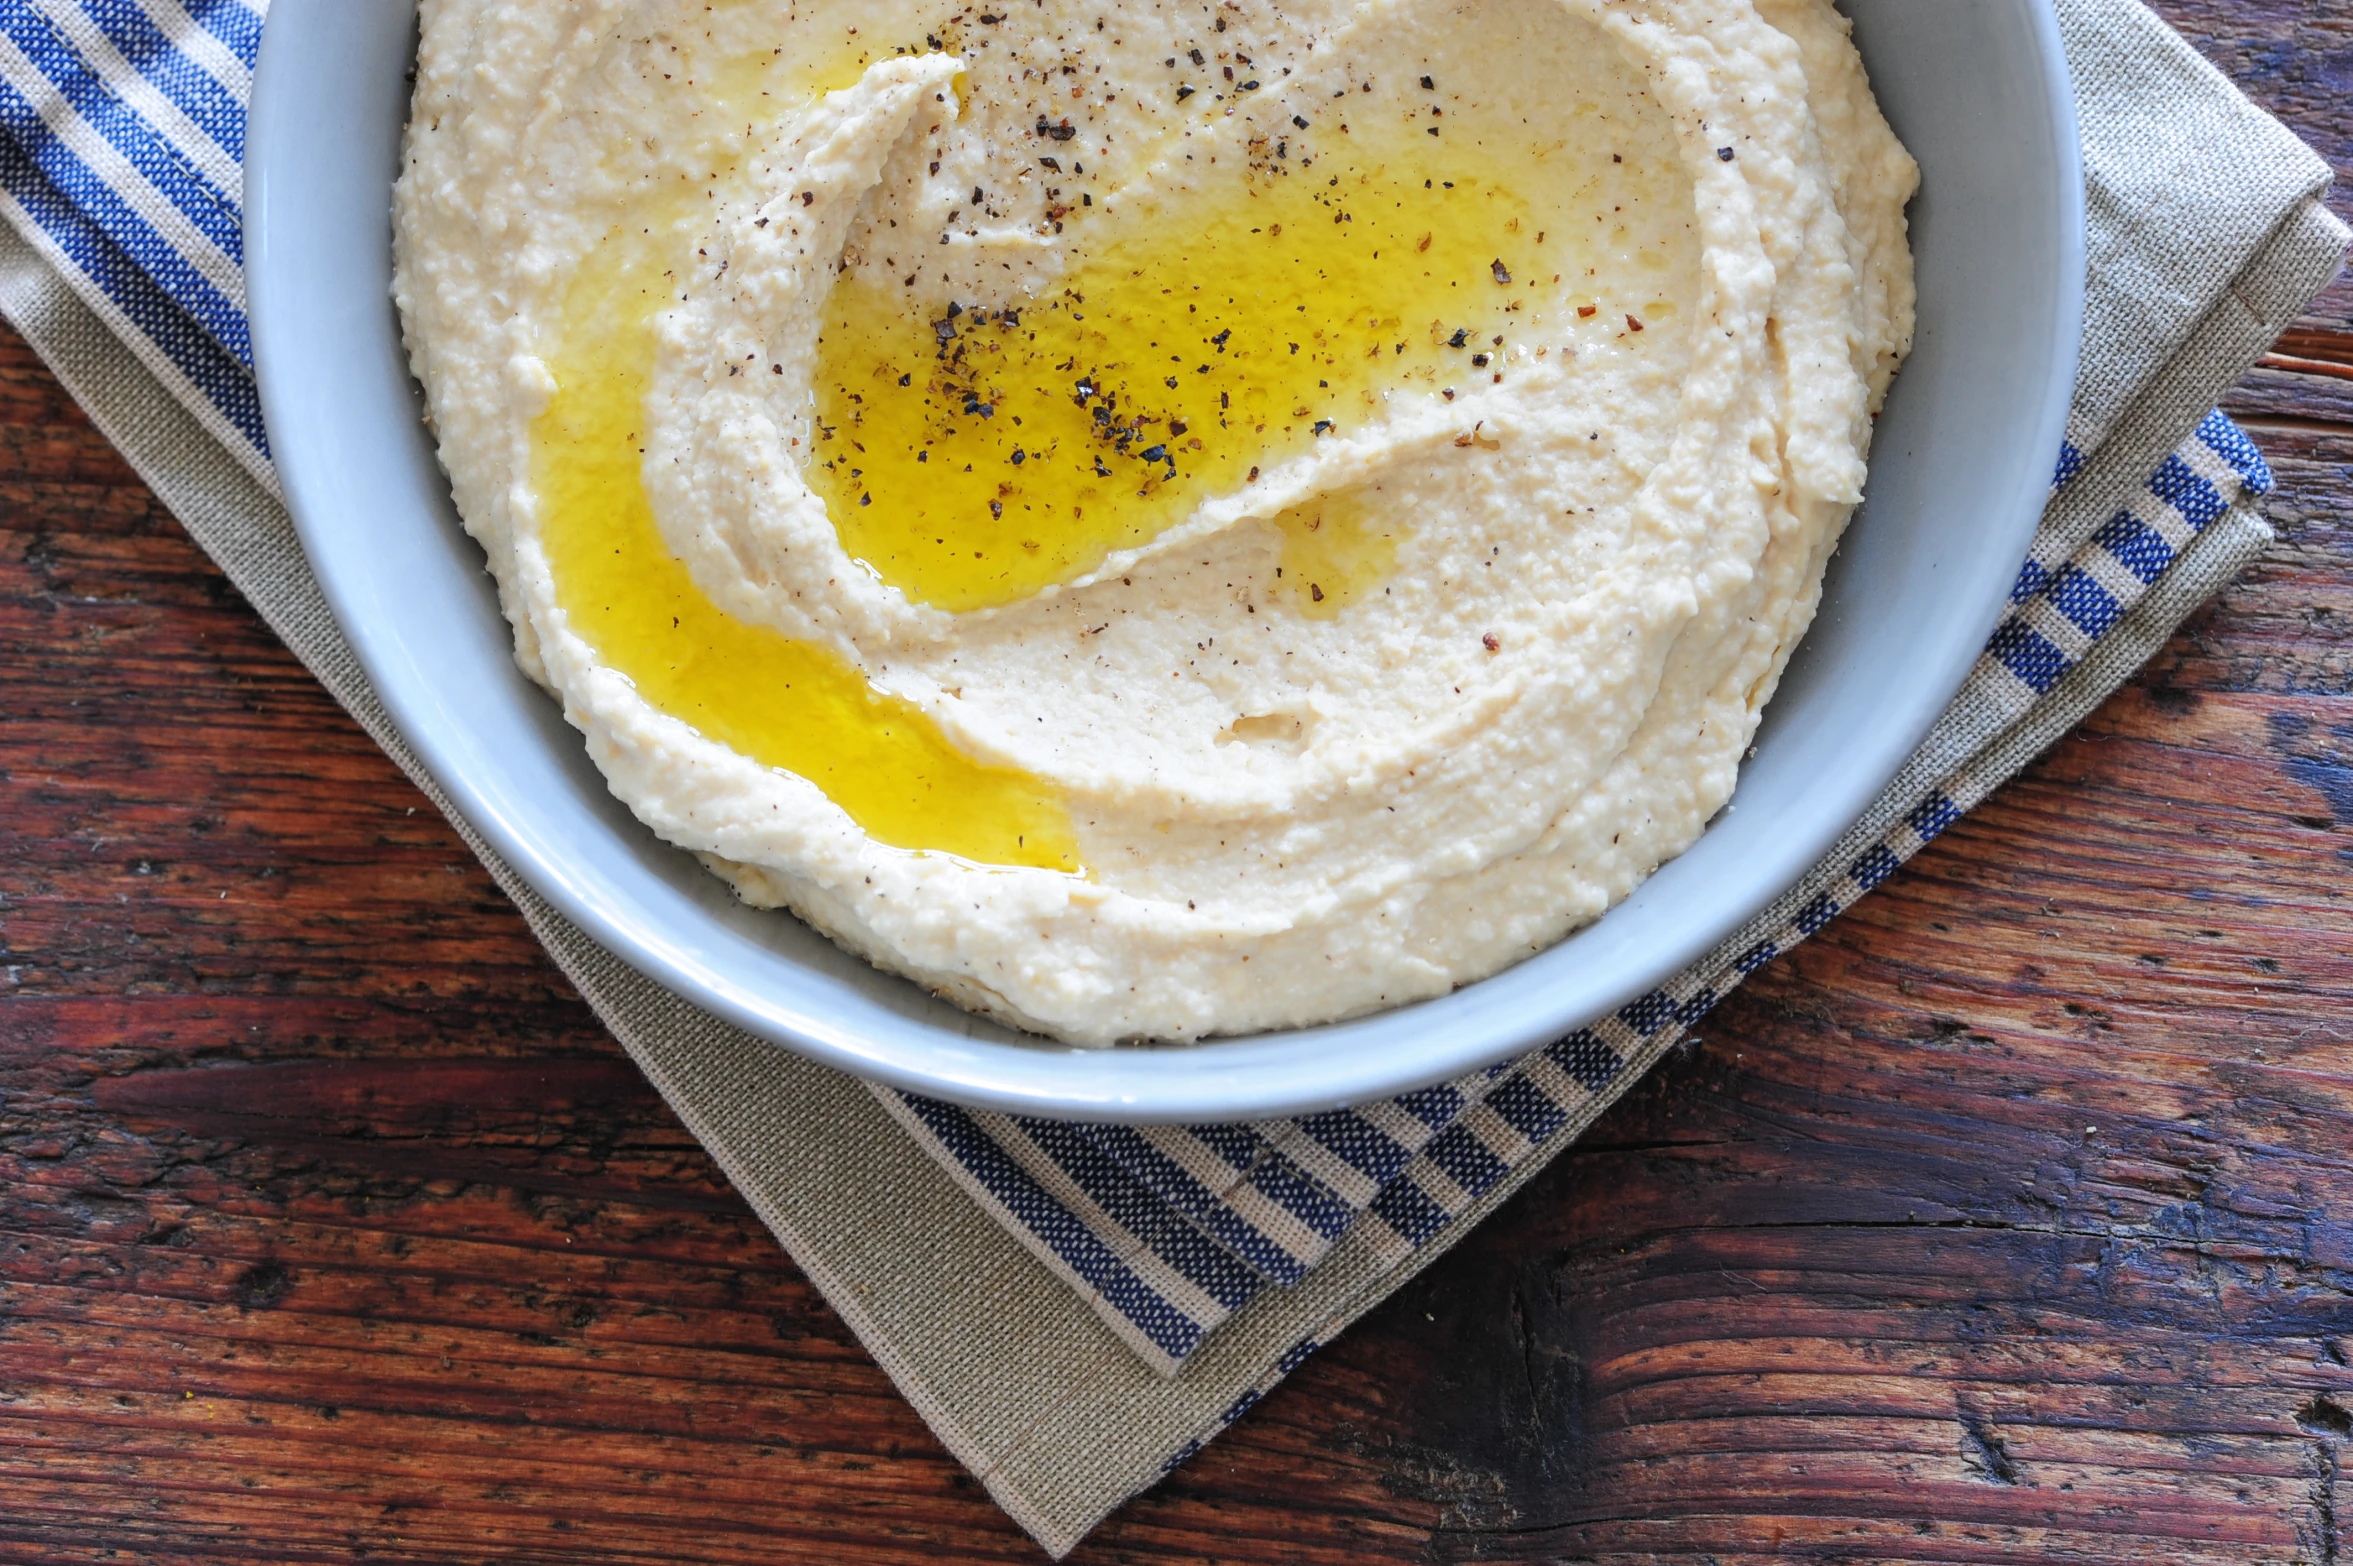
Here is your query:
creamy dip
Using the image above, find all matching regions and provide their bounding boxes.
[393,0,1917,1043]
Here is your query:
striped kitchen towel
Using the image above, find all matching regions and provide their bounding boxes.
[0,0,268,486]
[0,0,2341,1410]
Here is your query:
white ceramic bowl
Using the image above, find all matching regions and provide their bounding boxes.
[246,0,2083,1122]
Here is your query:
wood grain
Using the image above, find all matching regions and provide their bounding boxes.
[2,2,2350,1560]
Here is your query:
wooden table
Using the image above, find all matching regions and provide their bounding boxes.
[3,5,2349,1560]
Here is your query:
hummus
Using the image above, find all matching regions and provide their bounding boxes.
[392,0,1917,1044]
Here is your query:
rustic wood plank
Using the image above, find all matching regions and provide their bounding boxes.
[1,1,2349,1560]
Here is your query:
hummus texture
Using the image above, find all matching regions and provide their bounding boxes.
[392,0,1917,1043]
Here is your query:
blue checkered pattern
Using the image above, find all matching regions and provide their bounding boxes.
[0,0,2280,1380]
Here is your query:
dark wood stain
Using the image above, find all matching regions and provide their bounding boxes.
[2,3,2350,1559]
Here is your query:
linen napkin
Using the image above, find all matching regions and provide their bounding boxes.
[0,0,2341,1552]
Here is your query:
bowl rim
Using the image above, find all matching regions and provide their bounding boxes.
[248,0,2085,1123]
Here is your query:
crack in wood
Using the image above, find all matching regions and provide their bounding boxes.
[1957,1407,2021,1486]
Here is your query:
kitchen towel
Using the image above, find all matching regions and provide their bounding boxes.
[0,0,2341,1552]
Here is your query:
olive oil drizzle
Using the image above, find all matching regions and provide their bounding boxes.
[809,108,1598,613]
[523,17,1680,872]
[531,238,1082,875]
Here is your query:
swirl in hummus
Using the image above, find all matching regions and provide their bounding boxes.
[392,0,1917,1043]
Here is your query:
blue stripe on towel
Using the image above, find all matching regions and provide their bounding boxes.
[186,0,261,70]
[0,110,261,448]
[0,62,247,361]
[901,1097,1203,1364]
[1,4,243,263]
[80,0,251,158]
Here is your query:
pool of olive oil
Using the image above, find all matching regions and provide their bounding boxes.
[531,243,1082,874]
[810,115,1598,613]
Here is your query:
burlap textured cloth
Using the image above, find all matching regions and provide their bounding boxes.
[0,0,2341,1552]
